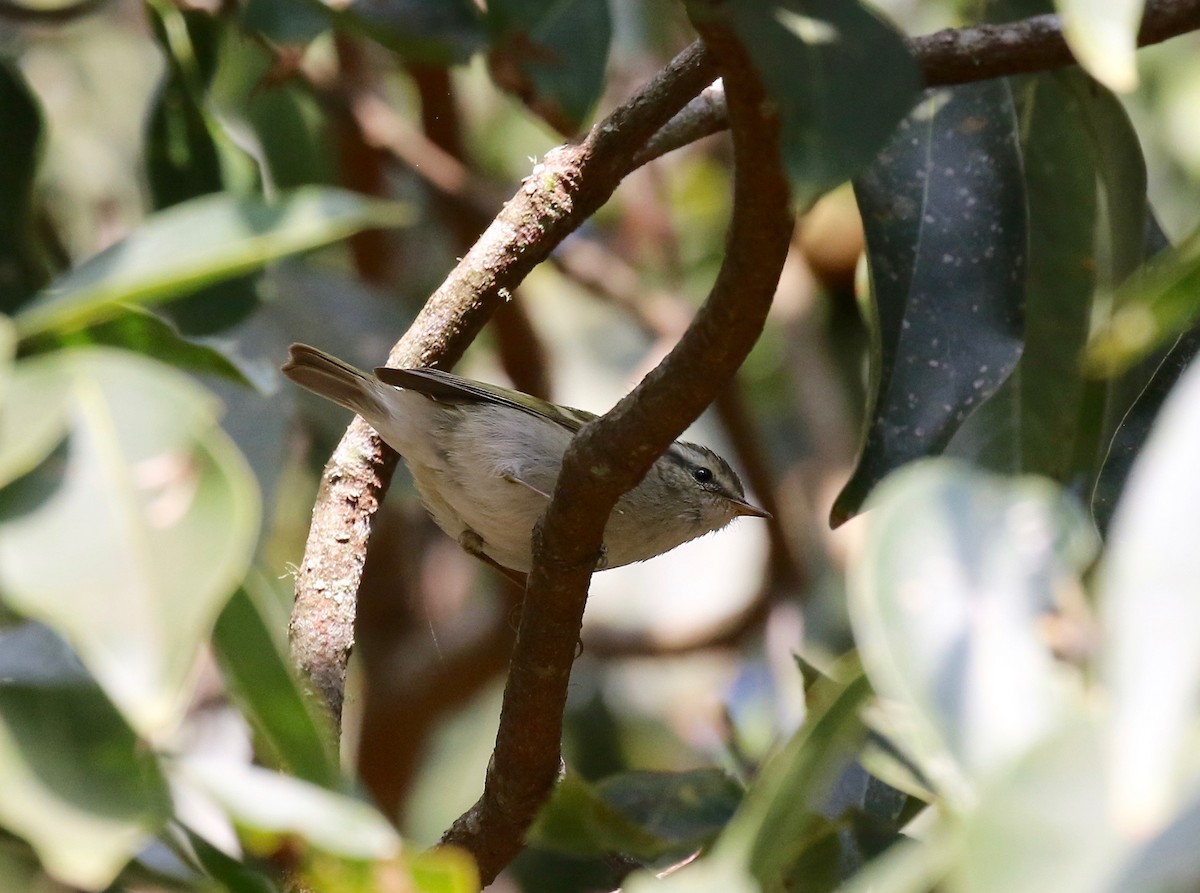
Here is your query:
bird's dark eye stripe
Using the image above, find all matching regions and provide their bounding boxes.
[692,466,714,484]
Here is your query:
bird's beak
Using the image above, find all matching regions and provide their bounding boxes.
[730,498,771,519]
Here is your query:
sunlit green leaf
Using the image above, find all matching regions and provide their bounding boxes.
[15,187,412,338]
[0,348,259,737]
[1101,357,1200,835]
[172,756,400,860]
[848,462,1095,789]
[1085,224,1200,376]
[1056,0,1144,92]
[0,681,170,890]
[407,847,480,893]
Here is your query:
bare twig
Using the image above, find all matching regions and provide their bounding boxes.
[639,0,1200,164]
[289,40,719,725]
[438,12,795,881]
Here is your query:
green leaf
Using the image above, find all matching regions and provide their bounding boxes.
[0,348,259,737]
[531,767,741,862]
[718,674,872,886]
[1085,224,1200,376]
[848,462,1095,790]
[957,717,1121,893]
[1100,357,1200,835]
[486,0,612,135]
[529,771,670,860]
[706,0,921,208]
[1055,0,1144,92]
[834,81,1026,524]
[0,680,170,890]
[172,756,400,860]
[184,828,280,893]
[241,0,330,46]
[0,61,49,315]
[407,847,480,893]
[213,581,339,789]
[14,187,413,338]
[947,71,1148,494]
[334,0,485,65]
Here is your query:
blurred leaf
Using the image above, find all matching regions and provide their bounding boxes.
[407,847,480,893]
[1101,356,1200,834]
[184,828,279,893]
[0,315,13,403]
[707,0,920,208]
[834,81,1026,524]
[848,462,1095,787]
[1106,788,1200,892]
[594,769,742,855]
[0,348,259,737]
[529,771,669,860]
[835,831,954,893]
[624,855,760,893]
[57,307,252,386]
[0,60,49,315]
[1056,0,1143,92]
[173,756,400,860]
[486,0,611,135]
[0,681,170,890]
[0,622,89,686]
[957,717,1120,893]
[719,674,872,887]
[241,0,330,46]
[15,187,413,338]
[213,582,339,789]
[1085,223,1200,376]
[335,0,485,65]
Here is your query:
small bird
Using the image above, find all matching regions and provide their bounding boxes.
[282,343,768,575]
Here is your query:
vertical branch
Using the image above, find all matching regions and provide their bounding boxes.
[289,42,719,726]
[440,14,795,882]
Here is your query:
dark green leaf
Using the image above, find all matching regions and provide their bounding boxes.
[241,0,330,46]
[486,0,611,135]
[0,61,49,315]
[706,0,920,208]
[595,769,742,855]
[335,0,485,65]
[0,681,170,889]
[213,583,339,789]
[528,771,669,860]
[834,81,1026,524]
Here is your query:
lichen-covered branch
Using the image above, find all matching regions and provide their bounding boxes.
[289,40,719,724]
[437,13,795,882]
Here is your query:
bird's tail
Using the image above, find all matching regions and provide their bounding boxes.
[282,343,385,418]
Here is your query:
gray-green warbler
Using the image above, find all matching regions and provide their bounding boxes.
[283,343,768,574]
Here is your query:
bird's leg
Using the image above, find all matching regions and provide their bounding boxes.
[458,528,528,588]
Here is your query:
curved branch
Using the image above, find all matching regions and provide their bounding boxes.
[438,14,795,883]
[289,40,719,725]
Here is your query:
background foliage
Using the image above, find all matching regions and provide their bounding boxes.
[1,0,1200,891]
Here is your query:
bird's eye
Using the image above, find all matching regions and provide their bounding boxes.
[692,466,714,485]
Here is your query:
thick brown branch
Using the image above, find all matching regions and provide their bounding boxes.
[437,15,795,883]
[641,0,1200,164]
[289,41,719,725]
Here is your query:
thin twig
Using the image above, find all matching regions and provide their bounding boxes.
[639,0,1200,164]
[438,12,795,881]
[289,40,719,725]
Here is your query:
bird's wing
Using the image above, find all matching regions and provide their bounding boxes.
[374,366,596,433]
